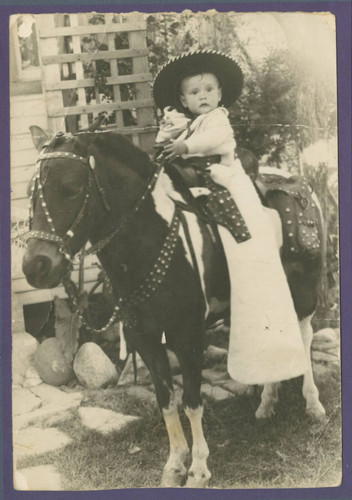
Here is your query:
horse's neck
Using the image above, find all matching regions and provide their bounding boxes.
[94,197,170,298]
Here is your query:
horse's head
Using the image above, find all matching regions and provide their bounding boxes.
[22,128,155,289]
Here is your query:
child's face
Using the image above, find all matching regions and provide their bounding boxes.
[179,73,222,115]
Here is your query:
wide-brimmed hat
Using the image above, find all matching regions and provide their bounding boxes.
[153,50,243,110]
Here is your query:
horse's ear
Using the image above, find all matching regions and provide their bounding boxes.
[29,126,50,152]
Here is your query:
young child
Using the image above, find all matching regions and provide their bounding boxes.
[153,51,307,385]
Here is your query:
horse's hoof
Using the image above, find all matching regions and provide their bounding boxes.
[306,406,327,423]
[160,467,187,488]
[185,470,211,488]
[255,406,276,419]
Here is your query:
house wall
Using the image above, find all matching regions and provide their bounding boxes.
[10,93,100,326]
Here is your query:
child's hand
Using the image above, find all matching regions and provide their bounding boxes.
[162,140,188,160]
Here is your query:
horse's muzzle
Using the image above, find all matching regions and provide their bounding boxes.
[22,240,67,289]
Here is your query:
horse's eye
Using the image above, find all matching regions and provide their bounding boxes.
[61,184,83,199]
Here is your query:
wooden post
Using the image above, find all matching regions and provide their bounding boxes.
[105,13,124,130]
[70,14,89,129]
[128,13,156,153]
[35,14,65,134]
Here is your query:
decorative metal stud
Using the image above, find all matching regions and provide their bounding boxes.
[89,156,95,169]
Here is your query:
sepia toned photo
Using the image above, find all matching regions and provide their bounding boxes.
[10,8,341,492]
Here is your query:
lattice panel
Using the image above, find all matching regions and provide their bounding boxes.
[35,12,157,152]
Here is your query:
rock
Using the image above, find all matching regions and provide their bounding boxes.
[14,397,81,431]
[313,328,338,344]
[201,384,232,401]
[73,342,118,389]
[167,350,181,374]
[34,338,74,386]
[31,383,82,405]
[221,379,254,396]
[125,386,156,405]
[173,374,183,387]
[312,350,339,364]
[117,353,151,386]
[13,427,72,459]
[17,465,62,491]
[12,332,39,387]
[22,366,42,388]
[204,345,228,363]
[12,388,42,417]
[312,341,339,352]
[78,407,140,434]
[202,368,228,385]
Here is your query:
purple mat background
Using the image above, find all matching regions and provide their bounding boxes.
[1,1,351,499]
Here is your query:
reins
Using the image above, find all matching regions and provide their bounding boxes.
[26,132,178,334]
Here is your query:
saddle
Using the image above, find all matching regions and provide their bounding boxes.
[255,172,321,258]
[164,156,251,244]
[163,157,320,259]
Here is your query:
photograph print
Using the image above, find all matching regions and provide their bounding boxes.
[9,7,341,492]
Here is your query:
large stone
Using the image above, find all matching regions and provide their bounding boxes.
[313,328,338,344]
[34,338,74,386]
[16,465,63,491]
[79,407,140,434]
[73,342,118,389]
[221,379,254,396]
[201,383,232,401]
[13,427,72,459]
[12,332,39,387]
[202,368,228,385]
[12,388,42,417]
[204,345,228,363]
[312,350,339,364]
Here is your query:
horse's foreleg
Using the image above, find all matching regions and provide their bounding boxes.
[184,405,211,488]
[130,334,188,487]
[300,314,326,420]
[161,397,189,487]
[175,339,211,488]
[255,382,280,419]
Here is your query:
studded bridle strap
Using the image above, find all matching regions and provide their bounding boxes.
[26,154,93,260]
[37,150,90,165]
[85,161,164,257]
[63,208,181,334]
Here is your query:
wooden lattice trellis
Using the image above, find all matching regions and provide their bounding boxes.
[35,12,157,153]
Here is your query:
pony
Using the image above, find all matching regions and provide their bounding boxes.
[22,128,325,487]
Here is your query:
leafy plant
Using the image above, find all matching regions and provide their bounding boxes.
[53,296,81,365]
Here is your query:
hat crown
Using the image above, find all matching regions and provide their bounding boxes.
[153,50,243,110]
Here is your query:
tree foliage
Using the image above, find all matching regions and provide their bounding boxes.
[146,12,337,169]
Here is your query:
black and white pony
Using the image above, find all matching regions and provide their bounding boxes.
[22,128,325,487]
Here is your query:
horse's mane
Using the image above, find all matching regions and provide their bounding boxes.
[95,132,155,171]
[50,131,156,178]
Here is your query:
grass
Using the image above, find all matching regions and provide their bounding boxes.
[17,361,341,491]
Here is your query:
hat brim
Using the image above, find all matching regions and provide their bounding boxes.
[153,51,243,110]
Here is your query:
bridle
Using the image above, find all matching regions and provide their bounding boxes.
[27,149,94,263]
[25,132,178,335]
[26,133,163,263]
